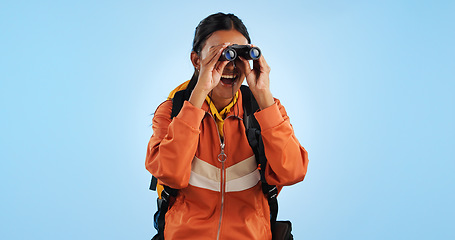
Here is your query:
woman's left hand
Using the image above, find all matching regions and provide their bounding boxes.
[238,46,275,110]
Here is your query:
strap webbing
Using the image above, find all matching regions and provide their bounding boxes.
[149,176,158,191]
[150,88,191,240]
[240,85,279,230]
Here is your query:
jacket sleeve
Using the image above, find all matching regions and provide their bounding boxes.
[145,100,206,189]
[254,99,309,186]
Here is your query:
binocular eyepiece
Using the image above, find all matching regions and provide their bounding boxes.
[219,44,261,61]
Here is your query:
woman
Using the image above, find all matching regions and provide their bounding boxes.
[146,13,309,240]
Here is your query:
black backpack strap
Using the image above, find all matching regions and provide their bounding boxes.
[150,88,191,239]
[240,85,279,231]
[149,176,158,191]
[151,88,192,190]
[240,85,260,128]
[152,185,178,240]
[171,89,191,119]
[240,86,266,182]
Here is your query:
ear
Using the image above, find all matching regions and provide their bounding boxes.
[190,51,200,70]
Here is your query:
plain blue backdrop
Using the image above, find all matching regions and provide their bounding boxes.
[1,0,454,239]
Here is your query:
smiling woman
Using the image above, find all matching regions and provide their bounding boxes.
[190,29,249,109]
[145,12,309,240]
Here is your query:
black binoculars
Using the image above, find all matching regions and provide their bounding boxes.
[219,44,261,61]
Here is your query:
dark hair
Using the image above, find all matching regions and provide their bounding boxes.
[187,13,251,91]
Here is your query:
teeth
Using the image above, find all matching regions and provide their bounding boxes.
[221,74,236,79]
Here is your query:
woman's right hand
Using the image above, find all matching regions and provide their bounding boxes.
[189,43,230,108]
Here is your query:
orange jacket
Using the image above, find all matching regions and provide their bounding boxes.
[146,88,309,240]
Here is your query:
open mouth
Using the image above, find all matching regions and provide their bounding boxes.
[220,73,238,86]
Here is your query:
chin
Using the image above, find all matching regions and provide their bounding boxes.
[211,87,234,100]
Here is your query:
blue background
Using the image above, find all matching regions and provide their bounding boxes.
[1,0,454,239]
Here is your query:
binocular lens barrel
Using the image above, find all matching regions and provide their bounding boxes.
[219,45,261,61]
[249,48,260,59]
[224,49,237,61]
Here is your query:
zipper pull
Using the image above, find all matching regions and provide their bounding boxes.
[218,143,227,162]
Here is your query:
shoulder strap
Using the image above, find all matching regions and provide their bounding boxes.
[150,88,190,239]
[240,85,279,230]
[149,88,192,191]
[152,184,178,239]
[240,85,260,129]
[171,88,192,119]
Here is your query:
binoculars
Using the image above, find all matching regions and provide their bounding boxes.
[219,44,261,61]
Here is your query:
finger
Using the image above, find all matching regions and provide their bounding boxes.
[237,56,252,76]
[204,43,230,69]
[202,46,223,66]
[258,54,270,72]
[215,60,229,75]
[252,54,270,74]
[205,43,230,62]
[239,57,257,86]
[207,43,227,56]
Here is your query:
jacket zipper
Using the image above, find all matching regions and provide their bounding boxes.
[216,142,226,240]
[207,112,241,240]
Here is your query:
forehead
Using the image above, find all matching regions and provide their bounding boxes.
[203,29,249,49]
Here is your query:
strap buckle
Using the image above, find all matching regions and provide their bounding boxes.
[161,189,170,202]
[267,186,278,199]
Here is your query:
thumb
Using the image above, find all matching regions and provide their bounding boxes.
[215,60,229,75]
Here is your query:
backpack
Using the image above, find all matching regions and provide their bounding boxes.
[149,85,293,240]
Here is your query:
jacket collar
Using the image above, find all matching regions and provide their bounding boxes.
[201,88,245,119]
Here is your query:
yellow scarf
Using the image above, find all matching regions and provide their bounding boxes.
[167,80,239,140]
